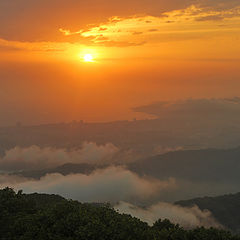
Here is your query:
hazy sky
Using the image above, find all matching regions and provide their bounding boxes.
[0,0,240,126]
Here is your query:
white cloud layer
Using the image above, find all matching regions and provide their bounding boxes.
[0,142,118,171]
[0,167,176,203]
[115,201,222,228]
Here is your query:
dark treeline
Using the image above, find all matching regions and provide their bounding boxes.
[0,188,239,240]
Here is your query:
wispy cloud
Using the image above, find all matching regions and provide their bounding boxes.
[0,142,118,172]
[115,201,222,228]
[0,167,176,203]
[58,5,240,46]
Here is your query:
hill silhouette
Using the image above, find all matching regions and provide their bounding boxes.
[0,188,239,240]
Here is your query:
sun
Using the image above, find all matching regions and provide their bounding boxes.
[83,54,94,62]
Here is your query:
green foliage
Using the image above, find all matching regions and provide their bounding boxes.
[0,188,239,240]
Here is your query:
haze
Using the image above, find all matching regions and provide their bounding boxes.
[1,0,240,233]
[1,0,240,126]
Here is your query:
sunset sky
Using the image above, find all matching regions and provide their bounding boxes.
[1,0,240,126]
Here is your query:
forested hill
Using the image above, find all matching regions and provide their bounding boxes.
[176,192,240,234]
[129,148,240,183]
[0,188,239,240]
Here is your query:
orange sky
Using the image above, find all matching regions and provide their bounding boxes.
[0,0,240,126]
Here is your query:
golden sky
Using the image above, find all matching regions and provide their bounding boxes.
[0,0,240,125]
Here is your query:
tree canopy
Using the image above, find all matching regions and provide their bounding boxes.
[0,188,239,240]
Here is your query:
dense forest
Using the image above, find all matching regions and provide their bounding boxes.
[0,188,239,240]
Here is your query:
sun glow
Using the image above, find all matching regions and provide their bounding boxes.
[84,54,94,62]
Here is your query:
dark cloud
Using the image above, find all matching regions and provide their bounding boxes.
[148,29,159,32]
[132,31,143,35]
[0,0,191,41]
[196,0,240,11]
[97,40,146,47]
[196,15,225,21]
[0,45,22,52]
[133,98,240,118]
[2,0,239,42]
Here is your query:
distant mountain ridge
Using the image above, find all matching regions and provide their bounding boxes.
[13,163,96,179]
[13,147,240,182]
[6,147,240,203]
[176,192,240,233]
[129,147,240,183]
[2,114,240,158]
